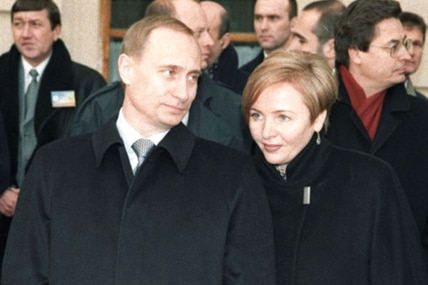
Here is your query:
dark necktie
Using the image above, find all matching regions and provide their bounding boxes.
[25,69,39,122]
[132,138,155,171]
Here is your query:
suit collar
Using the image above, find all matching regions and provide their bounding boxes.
[337,73,410,152]
[195,73,214,103]
[93,120,195,174]
[337,74,411,113]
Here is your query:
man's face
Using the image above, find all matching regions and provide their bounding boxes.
[174,1,214,70]
[201,2,228,68]
[350,18,411,94]
[12,9,60,67]
[254,0,292,54]
[403,26,424,75]
[119,27,201,136]
[287,10,321,55]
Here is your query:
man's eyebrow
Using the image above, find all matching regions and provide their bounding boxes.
[189,69,202,76]
[292,31,306,41]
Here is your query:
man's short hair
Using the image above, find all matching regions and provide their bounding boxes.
[120,15,194,59]
[218,7,231,39]
[288,0,298,20]
[304,0,345,46]
[335,0,402,67]
[400,11,426,43]
[11,0,61,30]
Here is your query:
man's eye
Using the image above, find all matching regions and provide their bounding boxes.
[193,30,203,39]
[164,70,175,76]
[189,74,200,82]
[413,41,423,48]
[390,43,399,53]
[279,115,290,121]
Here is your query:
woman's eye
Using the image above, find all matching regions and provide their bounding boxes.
[250,112,262,120]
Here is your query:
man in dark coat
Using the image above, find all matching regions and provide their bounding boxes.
[73,0,251,153]
[2,15,276,285]
[238,0,297,75]
[201,1,249,94]
[326,0,428,267]
[0,0,106,273]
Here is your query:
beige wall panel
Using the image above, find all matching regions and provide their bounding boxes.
[0,11,13,55]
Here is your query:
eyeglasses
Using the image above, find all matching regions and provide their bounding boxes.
[370,38,413,58]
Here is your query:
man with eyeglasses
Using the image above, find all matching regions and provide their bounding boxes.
[400,11,427,99]
[326,0,428,272]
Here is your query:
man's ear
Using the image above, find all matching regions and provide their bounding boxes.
[348,46,362,65]
[118,54,133,85]
[220,32,231,50]
[52,25,61,41]
[322,38,335,61]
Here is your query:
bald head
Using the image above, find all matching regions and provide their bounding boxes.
[201,1,227,25]
[146,0,214,69]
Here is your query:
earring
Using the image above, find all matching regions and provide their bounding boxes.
[316,132,321,145]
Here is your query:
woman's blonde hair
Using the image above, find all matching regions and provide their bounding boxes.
[242,50,338,130]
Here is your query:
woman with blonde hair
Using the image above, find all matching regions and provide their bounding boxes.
[243,50,428,285]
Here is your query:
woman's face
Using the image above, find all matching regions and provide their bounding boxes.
[249,82,325,165]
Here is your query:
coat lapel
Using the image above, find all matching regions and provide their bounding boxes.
[371,84,409,153]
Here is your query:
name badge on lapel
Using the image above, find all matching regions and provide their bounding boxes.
[51,90,76,108]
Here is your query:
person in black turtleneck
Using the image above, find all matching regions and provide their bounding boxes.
[242,49,428,285]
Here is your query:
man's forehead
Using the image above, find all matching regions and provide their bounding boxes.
[256,0,290,13]
[372,18,405,42]
[145,27,197,53]
[404,26,424,38]
[13,9,49,20]
[296,10,320,32]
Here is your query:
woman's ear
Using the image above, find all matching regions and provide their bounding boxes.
[313,110,327,132]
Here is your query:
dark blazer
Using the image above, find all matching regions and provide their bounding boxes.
[72,74,251,152]
[326,75,428,265]
[254,135,428,284]
[238,50,264,76]
[210,45,249,94]
[0,39,106,187]
[3,121,276,285]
